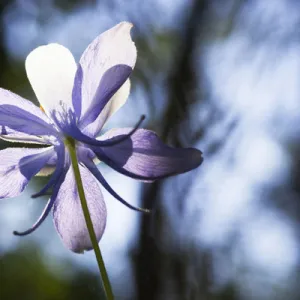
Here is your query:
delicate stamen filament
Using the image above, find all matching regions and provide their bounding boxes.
[13,197,55,236]
[84,159,151,214]
[97,114,145,147]
[13,168,67,236]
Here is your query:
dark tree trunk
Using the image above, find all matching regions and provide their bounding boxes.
[133,1,209,299]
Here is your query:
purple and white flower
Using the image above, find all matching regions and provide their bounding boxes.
[0,22,203,253]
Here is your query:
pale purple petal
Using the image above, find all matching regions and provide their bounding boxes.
[93,128,203,180]
[0,88,57,136]
[53,165,107,253]
[76,22,136,124]
[0,147,55,199]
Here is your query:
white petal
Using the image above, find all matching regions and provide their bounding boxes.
[25,44,77,116]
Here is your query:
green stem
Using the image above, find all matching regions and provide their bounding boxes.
[65,137,114,300]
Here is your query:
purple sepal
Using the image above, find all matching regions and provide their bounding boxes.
[31,144,66,198]
[93,128,203,180]
[61,115,144,148]
[0,147,55,199]
[0,104,57,136]
[79,64,132,128]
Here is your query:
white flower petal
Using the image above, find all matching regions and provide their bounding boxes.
[25,44,77,116]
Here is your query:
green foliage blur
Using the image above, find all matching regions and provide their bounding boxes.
[0,244,104,300]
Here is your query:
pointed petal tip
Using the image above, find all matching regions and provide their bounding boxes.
[175,147,203,174]
[119,21,134,31]
[192,148,203,167]
[114,21,135,46]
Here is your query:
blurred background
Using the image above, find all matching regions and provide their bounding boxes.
[0,0,300,299]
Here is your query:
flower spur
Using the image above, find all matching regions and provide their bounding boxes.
[0,22,203,253]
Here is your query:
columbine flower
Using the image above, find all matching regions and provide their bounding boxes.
[0,22,202,253]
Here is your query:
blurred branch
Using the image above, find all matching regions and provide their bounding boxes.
[161,1,208,147]
[218,0,246,38]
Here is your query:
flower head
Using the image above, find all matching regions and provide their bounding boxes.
[0,22,203,253]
